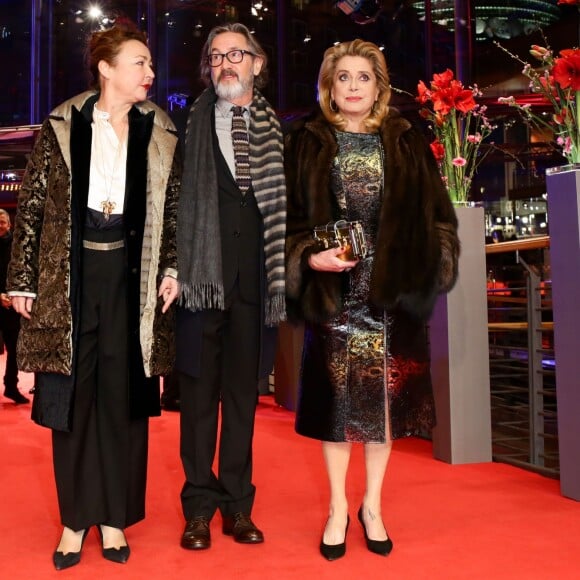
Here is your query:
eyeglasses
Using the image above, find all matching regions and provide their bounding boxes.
[207,49,256,67]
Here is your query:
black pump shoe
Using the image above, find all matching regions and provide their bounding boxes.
[3,390,29,404]
[319,515,350,561]
[357,506,393,556]
[53,528,90,571]
[98,526,131,564]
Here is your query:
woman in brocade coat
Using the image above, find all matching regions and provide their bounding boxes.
[7,23,180,570]
[285,40,459,560]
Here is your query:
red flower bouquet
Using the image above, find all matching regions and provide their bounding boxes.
[416,69,494,203]
[497,41,580,164]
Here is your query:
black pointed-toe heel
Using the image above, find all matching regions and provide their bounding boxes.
[357,506,393,556]
[98,526,131,564]
[319,515,350,561]
[53,528,90,571]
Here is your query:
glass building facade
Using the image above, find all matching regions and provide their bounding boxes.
[1,1,577,124]
[1,0,579,222]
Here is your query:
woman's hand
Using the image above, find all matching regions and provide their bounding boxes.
[308,246,359,272]
[11,296,34,320]
[158,276,180,314]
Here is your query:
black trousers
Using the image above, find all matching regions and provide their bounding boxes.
[52,237,148,531]
[0,310,19,392]
[180,287,260,520]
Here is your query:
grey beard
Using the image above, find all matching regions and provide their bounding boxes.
[215,73,254,101]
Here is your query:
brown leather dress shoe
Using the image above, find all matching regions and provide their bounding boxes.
[222,513,264,544]
[181,516,211,550]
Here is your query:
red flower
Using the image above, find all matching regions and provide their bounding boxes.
[539,74,559,97]
[434,112,447,127]
[495,38,580,163]
[530,45,549,60]
[416,80,431,104]
[557,0,579,5]
[430,139,445,162]
[431,69,454,90]
[431,81,476,116]
[553,49,580,91]
[415,68,494,202]
[416,69,476,116]
[554,106,570,125]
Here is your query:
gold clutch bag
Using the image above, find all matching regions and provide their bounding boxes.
[313,220,368,261]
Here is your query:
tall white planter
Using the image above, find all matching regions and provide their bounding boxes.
[430,205,492,464]
[546,164,580,501]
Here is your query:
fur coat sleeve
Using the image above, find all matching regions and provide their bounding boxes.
[285,109,459,323]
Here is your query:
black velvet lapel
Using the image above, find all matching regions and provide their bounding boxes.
[125,108,157,420]
[70,104,93,236]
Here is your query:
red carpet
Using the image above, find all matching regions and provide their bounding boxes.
[1,362,580,579]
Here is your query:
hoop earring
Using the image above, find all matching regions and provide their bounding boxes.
[330,99,338,113]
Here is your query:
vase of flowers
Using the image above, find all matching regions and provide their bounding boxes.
[495,4,580,498]
[414,70,493,463]
[495,40,580,164]
[415,69,495,204]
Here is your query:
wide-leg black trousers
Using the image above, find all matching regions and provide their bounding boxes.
[52,235,148,531]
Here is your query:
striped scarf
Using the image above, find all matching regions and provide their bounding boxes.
[177,86,286,326]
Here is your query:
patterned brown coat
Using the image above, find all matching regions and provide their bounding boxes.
[7,92,179,423]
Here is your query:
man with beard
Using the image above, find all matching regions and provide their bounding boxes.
[176,23,286,550]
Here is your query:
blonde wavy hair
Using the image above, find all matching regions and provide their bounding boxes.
[318,39,390,132]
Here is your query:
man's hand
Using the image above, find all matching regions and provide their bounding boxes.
[158,276,180,314]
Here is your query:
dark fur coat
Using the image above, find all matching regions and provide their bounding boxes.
[285,108,459,323]
[285,108,459,440]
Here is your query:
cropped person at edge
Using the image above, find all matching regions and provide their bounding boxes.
[0,208,28,405]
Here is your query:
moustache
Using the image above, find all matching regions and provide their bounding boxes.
[218,69,239,82]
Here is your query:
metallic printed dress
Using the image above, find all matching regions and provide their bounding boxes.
[299,131,387,443]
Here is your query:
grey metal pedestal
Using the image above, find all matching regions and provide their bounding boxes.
[546,165,580,501]
[430,206,492,464]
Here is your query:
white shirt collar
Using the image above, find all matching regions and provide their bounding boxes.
[215,98,250,118]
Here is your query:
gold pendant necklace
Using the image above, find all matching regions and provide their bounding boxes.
[95,107,127,221]
[100,199,117,220]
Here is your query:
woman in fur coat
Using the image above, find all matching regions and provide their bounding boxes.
[7,23,180,569]
[285,40,459,561]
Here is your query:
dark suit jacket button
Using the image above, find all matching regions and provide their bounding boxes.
[131,267,138,274]
[240,200,247,207]
[129,230,136,236]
